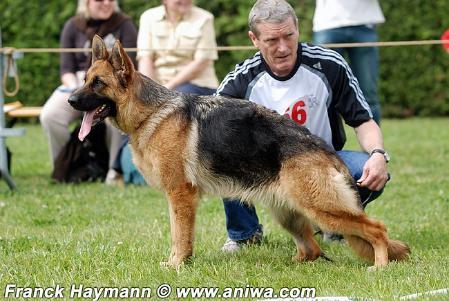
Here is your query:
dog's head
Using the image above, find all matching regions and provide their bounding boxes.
[68,35,135,141]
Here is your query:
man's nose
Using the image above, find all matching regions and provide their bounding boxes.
[278,39,289,52]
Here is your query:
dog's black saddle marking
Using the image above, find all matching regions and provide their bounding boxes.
[182,94,331,189]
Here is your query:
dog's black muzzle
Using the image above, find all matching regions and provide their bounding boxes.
[68,91,117,120]
[68,94,82,109]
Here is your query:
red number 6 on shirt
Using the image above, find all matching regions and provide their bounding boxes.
[284,100,307,125]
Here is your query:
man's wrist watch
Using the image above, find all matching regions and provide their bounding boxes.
[370,148,390,163]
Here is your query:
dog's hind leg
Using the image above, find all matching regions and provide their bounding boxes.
[280,159,390,268]
[269,205,321,262]
[312,210,389,269]
[296,194,389,268]
[165,182,199,268]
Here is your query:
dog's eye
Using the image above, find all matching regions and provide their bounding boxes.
[93,76,105,88]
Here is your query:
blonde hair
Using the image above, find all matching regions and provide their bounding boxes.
[76,0,121,19]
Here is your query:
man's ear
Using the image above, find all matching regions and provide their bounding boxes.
[92,35,109,64]
[110,40,134,86]
[248,31,259,48]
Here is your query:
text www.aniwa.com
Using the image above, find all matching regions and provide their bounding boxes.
[171,286,316,299]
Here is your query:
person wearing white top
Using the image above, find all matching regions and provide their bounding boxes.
[313,0,385,124]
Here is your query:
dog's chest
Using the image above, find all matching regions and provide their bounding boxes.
[129,145,163,188]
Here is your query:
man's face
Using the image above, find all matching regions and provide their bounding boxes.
[249,17,299,77]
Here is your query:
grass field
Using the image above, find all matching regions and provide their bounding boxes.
[1,119,449,300]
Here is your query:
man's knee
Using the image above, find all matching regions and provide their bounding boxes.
[337,150,368,180]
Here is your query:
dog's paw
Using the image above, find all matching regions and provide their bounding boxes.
[292,255,307,262]
[160,257,186,270]
[367,265,377,272]
[367,265,386,272]
[159,261,184,273]
[159,261,172,269]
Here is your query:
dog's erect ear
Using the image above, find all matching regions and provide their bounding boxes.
[92,35,108,64]
[110,40,134,85]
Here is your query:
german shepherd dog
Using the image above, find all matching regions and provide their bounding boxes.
[69,35,410,270]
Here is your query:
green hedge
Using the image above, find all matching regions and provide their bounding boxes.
[1,0,449,117]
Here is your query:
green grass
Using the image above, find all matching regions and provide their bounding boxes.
[1,119,449,300]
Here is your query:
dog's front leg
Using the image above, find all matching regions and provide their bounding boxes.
[164,183,198,269]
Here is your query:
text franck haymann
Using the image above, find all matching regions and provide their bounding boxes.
[4,284,152,300]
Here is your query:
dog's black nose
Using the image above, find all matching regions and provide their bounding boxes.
[68,94,79,106]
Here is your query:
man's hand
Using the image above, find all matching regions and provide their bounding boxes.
[357,153,389,191]
[354,119,389,191]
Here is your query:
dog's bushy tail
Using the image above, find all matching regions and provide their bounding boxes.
[387,239,411,261]
[345,235,411,262]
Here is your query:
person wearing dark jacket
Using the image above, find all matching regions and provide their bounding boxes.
[40,0,137,183]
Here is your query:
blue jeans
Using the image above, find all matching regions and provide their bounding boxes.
[174,82,216,95]
[313,25,381,124]
[223,150,384,241]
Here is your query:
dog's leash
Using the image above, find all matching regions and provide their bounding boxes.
[320,251,334,262]
[313,230,335,262]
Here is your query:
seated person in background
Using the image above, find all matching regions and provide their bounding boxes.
[40,0,137,183]
[115,0,219,185]
[137,0,219,95]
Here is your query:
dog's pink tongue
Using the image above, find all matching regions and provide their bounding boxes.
[79,110,95,141]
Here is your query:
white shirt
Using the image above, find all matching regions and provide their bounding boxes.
[313,0,385,32]
[216,43,373,150]
[247,67,333,147]
[137,5,219,88]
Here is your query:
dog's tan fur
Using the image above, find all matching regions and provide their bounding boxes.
[69,36,410,269]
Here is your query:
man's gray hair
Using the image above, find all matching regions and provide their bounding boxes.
[249,0,298,36]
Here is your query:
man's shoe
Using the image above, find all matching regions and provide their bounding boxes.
[322,232,344,243]
[314,228,344,243]
[105,169,123,186]
[221,230,263,253]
